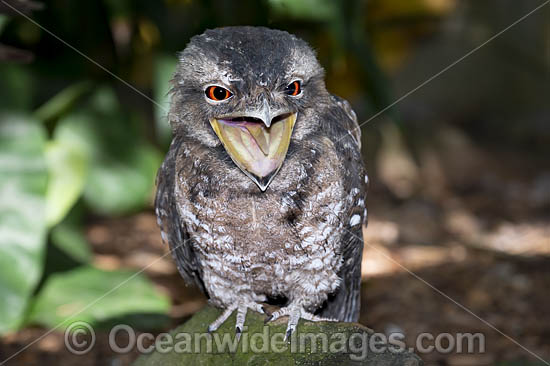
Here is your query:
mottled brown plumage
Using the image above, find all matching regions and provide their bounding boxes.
[155,26,367,339]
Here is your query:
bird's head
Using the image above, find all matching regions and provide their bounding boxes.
[170,26,327,191]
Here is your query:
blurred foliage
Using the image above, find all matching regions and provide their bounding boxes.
[28,266,170,329]
[0,93,168,332]
[0,0,547,338]
[0,115,48,333]
[153,55,177,147]
[50,215,92,264]
[268,0,339,22]
[44,129,87,226]
[55,86,162,215]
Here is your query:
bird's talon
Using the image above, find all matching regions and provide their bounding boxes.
[284,329,293,342]
[207,300,264,339]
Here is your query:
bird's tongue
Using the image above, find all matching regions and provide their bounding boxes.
[210,113,296,190]
[221,122,283,176]
[243,124,271,155]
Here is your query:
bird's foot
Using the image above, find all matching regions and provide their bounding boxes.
[265,304,337,341]
[207,300,264,342]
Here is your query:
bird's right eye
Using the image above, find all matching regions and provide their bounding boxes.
[285,80,302,96]
[205,86,233,101]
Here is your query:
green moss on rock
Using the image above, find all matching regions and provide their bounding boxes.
[134,306,422,366]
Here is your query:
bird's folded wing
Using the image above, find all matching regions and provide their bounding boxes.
[155,136,206,293]
[318,95,367,322]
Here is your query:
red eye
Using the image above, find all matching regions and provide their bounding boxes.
[205,86,232,101]
[285,80,301,96]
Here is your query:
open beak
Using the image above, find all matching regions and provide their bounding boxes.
[210,112,297,191]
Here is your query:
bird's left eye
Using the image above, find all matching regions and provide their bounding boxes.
[285,80,302,96]
[205,86,233,101]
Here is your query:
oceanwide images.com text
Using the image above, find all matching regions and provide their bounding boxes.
[64,321,485,361]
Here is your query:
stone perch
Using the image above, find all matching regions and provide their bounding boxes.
[134,306,423,365]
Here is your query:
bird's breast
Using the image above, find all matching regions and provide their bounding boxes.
[174,136,352,297]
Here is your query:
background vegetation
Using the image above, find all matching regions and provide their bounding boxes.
[0,0,548,364]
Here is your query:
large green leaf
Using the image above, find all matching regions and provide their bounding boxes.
[0,114,48,334]
[44,140,88,227]
[53,86,162,215]
[28,266,171,329]
[84,144,161,214]
[50,217,92,264]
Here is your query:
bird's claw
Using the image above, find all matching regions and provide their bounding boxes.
[235,325,242,342]
[265,304,337,342]
[207,300,264,338]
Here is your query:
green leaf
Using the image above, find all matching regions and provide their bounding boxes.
[44,140,88,227]
[34,81,92,123]
[50,218,92,263]
[153,54,176,147]
[0,113,48,334]
[268,0,338,21]
[54,86,162,215]
[84,144,161,215]
[28,266,171,329]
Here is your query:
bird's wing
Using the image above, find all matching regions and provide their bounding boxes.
[318,94,367,322]
[331,94,362,149]
[155,136,206,293]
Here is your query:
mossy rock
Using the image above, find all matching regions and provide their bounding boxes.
[134,305,422,366]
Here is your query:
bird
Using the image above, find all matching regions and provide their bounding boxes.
[155,26,367,340]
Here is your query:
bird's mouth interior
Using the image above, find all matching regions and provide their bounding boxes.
[209,112,297,191]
